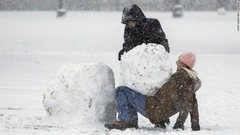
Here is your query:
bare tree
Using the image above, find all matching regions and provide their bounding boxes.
[57,0,66,17]
[172,0,183,18]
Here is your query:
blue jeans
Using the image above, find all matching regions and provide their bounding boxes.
[116,86,148,122]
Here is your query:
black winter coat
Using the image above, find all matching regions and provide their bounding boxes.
[119,4,170,60]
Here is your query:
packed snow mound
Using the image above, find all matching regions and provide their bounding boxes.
[42,62,116,125]
[120,43,172,96]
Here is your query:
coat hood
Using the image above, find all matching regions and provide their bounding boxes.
[121,4,146,24]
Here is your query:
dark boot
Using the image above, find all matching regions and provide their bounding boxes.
[191,123,200,131]
[104,121,138,130]
[154,118,170,129]
[164,118,170,125]
[155,121,166,129]
[173,121,184,130]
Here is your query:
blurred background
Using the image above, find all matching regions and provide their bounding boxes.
[0,0,237,11]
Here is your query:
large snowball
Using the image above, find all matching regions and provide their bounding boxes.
[120,43,172,96]
[42,62,116,125]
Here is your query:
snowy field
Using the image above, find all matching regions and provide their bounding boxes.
[0,11,240,135]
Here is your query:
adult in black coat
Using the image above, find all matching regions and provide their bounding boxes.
[118,4,170,61]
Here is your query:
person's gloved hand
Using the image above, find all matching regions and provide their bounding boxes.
[118,49,126,61]
[160,39,170,53]
[173,121,184,130]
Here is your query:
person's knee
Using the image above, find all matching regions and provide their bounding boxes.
[116,86,130,94]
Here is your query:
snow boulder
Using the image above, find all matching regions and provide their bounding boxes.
[120,43,172,96]
[42,62,116,125]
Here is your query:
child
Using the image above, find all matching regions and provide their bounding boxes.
[105,52,201,131]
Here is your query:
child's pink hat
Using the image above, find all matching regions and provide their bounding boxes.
[178,52,196,69]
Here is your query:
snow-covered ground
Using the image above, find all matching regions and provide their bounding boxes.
[0,11,240,135]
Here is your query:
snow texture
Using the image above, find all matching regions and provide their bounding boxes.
[120,44,172,96]
[42,63,116,125]
[1,11,240,135]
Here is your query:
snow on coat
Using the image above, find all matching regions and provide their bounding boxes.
[146,68,201,124]
[121,4,170,53]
